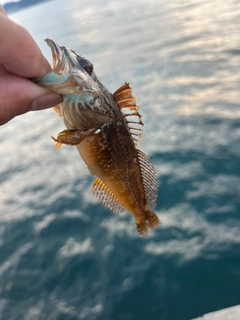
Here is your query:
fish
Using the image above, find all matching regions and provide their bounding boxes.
[37,39,159,235]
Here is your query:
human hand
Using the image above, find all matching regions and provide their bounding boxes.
[0,6,62,125]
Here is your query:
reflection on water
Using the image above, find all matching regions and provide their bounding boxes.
[0,0,240,319]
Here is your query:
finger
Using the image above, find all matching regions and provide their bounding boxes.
[0,74,62,125]
[0,5,7,16]
[0,12,51,78]
[0,64,7,74]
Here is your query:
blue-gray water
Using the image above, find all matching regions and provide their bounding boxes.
[1,0,240,319]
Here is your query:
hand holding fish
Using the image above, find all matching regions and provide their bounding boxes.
[0,6,62,125]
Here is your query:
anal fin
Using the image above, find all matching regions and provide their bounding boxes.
[92,178,126,214]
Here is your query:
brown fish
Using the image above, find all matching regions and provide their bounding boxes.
[37,39,159,235]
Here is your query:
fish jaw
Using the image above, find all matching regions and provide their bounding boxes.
[39,72,99,99]
[45,38,66,74]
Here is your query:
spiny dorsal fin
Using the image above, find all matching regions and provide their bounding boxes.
[137,149,158,211]
[113,83,144,147]
[92,178,127,214]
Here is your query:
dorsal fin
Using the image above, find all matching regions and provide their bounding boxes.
[137,149,158,211]
[113,83,144,147]
[92,178,127,214]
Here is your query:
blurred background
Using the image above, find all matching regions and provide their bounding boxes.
[0,0,240,319]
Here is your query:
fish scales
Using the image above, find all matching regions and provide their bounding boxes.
[37,38,159,235]
[79,119,145,214]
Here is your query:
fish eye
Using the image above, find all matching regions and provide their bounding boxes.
[84,63,94,75]
[76,55,94,75]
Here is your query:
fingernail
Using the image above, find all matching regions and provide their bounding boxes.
[31,93,62,111]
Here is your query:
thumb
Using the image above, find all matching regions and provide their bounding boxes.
[0,73,62,125]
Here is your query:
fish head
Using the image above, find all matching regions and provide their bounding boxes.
[37,39,113,130]
[39,38,100,99]
[46,38,93,76]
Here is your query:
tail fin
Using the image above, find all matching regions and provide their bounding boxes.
[136,211,160,236]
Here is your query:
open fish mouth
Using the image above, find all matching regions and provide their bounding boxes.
[37,39,100,96]
[45,38,82,74]
[44,38,66,74]
[45,38,94,77]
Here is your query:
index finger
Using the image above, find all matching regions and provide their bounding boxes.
[0,5,7,16]
[0,10,51,78]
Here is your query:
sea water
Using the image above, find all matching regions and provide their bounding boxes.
[0,0,240,319]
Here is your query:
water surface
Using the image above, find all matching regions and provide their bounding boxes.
[1,0,240,319]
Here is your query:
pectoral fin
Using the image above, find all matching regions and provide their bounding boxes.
[53,104,62,117]
[52,127,95,150]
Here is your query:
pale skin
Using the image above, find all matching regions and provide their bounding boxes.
[0,5,62,125]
